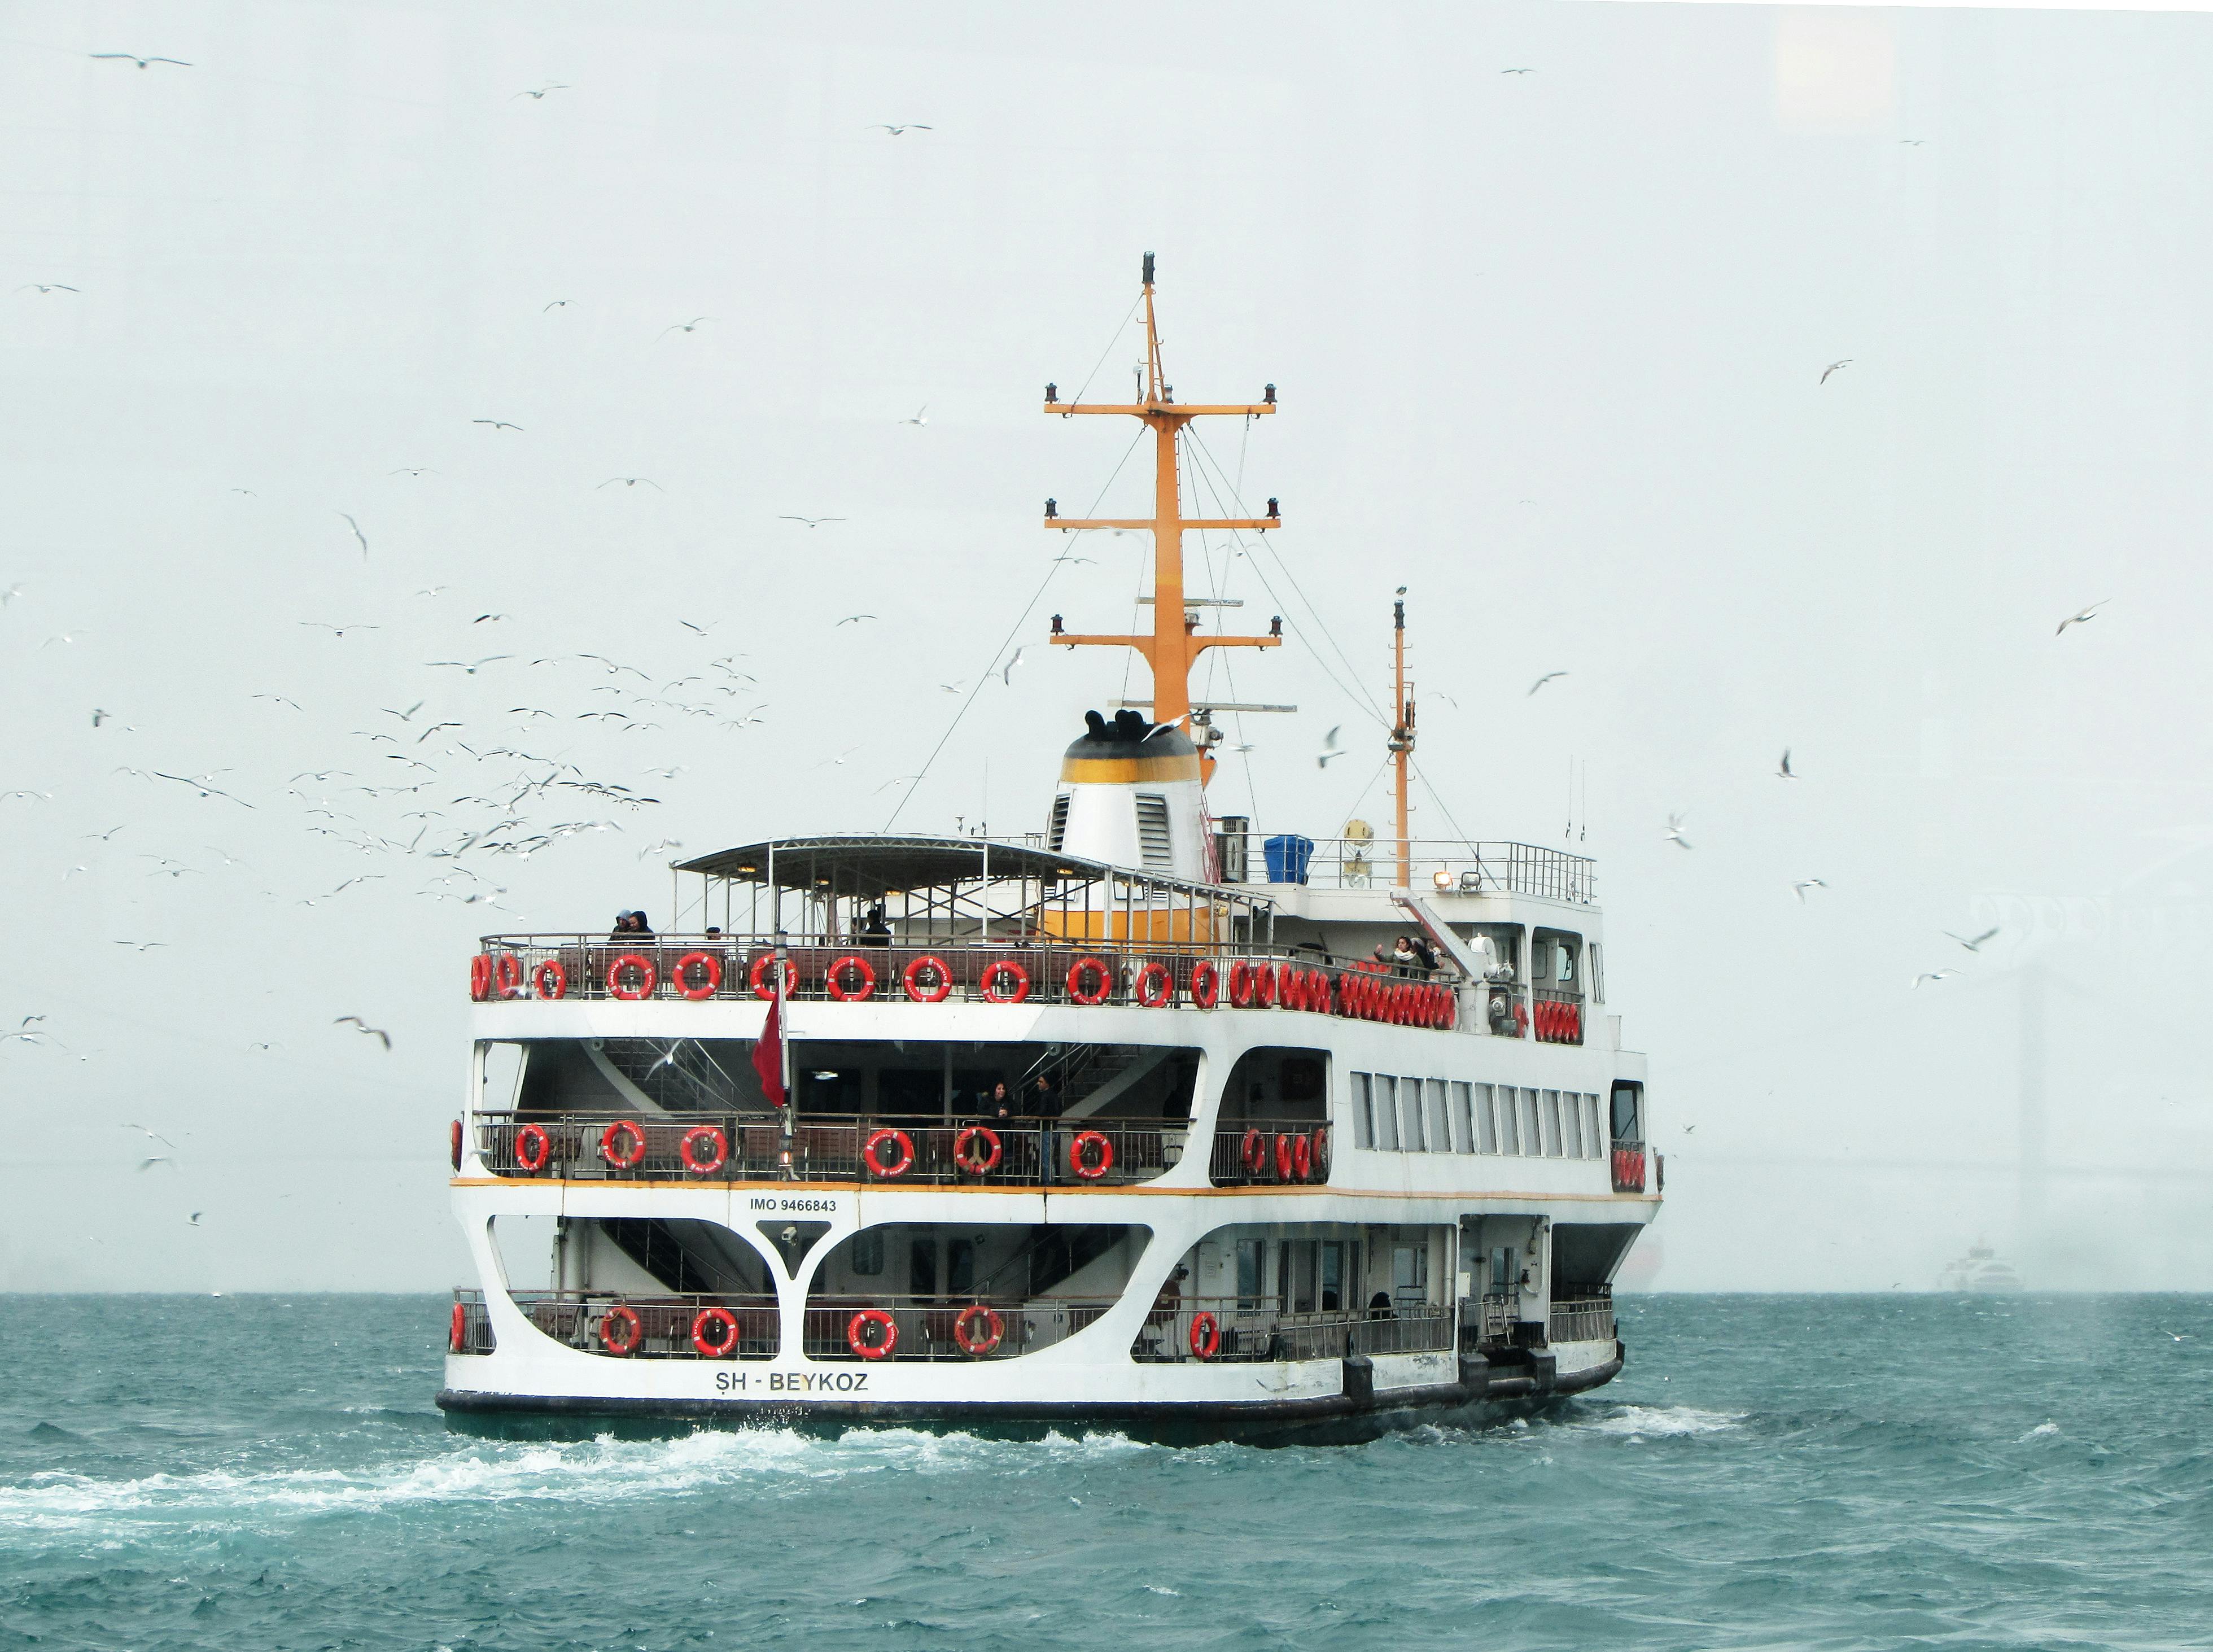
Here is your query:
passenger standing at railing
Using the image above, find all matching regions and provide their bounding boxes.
[1409,934,1440,974]
[858,902,892,946]
[1390,936,1421,976]
[1027,1073,1064,1185]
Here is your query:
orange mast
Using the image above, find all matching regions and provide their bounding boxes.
[1389,596,1415,888]
[1045,254,1282,778]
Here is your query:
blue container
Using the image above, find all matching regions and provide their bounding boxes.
[1262,833,1315,885]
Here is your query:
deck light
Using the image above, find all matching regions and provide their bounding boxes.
[1045,497,1059,519]
[1266,497,1279,518]
[1269,616,1283,637]
[1263,383,1276,405]
[1459,869,1482,892]
[1433,869,1454,891]
[1046,382,1058,404]
[1051,614,1065,636]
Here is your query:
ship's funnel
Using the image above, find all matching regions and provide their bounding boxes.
[1046,709,1206,878]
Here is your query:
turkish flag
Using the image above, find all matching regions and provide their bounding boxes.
[753,996,786,1108]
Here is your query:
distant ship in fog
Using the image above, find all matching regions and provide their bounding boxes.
[1938,1240,2023,1294]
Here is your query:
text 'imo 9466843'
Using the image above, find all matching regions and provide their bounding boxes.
[438,255,1661,1441]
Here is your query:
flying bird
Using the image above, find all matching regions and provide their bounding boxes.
[252,693,303,710]
[1777,748,1797,779]
[428,656,513,674]
[1820,359,1852,384]
[1913,969,1961,988]
[597,477,662,490]
[338,512,369,558]
[112,940,167,951]
[780,516,845,527]
[1315,726,1345,768]
[91,53,190,68]
[900,407,929,426]
[334,1016,392,1051]
[999,648,1027,685]
[2055,601,2107,635]
[1527,671,1568,696]
[1500,67,1534,74]
[473,612,510,624]
[300,621,380,638]
[16,283,80,294]
[514,84,572,99]
[1792,879,1827,902]
[1663,813,1692,850]
[189,1212,204,1225]
[543,299,572,310]
[152,771,253,807]
[836,614,877,627]
[660,317,711,337]
[869,124,934,135]
[472,419,524,432]
[1945,926,2000,952]
[1900,139,1927,147]
[388,467,439,478]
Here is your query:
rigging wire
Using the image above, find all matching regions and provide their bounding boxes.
[1068,296,1145,407]
[879,422,1149,832]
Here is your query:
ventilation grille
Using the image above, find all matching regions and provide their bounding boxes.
[1135,793,1173,867]
[1047,793,1071,851]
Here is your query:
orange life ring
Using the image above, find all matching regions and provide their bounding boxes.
[953,1304,1004,1357]
[673,951,721,1000]
[449,1300,467,1352]
[1310,968,1331,1011]
[679,1125,728,1175]
[864,1127,915,1179]
[1255,963,1280,1008]
[469,953,492,1001]
[1280,968,1305,1012]
[1241,1127,1267,1174]
[847,1308,898,1360]
[1189,1311,1222,1360]
[691,1306,740,1358]
[493,952,523,997]
[600,1118,646,1169]
[1293,1131,1315,1182]
[1190,960,1222,1008]
[825,954,876,1001]
[533,958,567,1000]
[1135,961,1173,1008]
[903,954,952,1003]
[1275,1132,1295,1181]
[514,1122,550,1173]
[607,952,657,1000]
[449,1117,463,1172]
[601,1303,642,1356]
[1066,955,1112,1005]
[1070,1130,1114,1180]
[1437,989,1457,1031]
[1311,1126,1332,1181]
[979,959,1030,1003]
[749,954,797,1000]
[1567,1002,1580,1041]
[952,1125,1001,1175]
[1228,960,1256,1007]
[1513,999,1529,1036]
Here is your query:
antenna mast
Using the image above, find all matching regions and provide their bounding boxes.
[1390,596,1415,889]
[1044,253,1283,781]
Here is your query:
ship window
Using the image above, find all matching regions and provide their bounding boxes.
[1590,943,1605,1004]
[1135,793,1173,867]
[1047,793,1071,851]
[1611,1080,1643,1144]
[1425,1080,1451,1153]
[851,1229,885,1277]
[1449,1082,1473,1153]
[1399,1076,1425,1151]
[1320,1240,1355,1312]
[1290,1241,1318,1314]
[1350,1072,1374,1149]
[1236,1239,1263,1308]
[1472,1083,1498,1153]
[948,1238,976,1296]
[1543,1091,1565,1156]
[908,1236,937,1298]
[1374,1077,1400,1150]
[1393,1242,1428,1305]
[1584,1094,1603,1157]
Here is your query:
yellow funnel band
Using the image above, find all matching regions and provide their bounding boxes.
[1059,754,1202,783]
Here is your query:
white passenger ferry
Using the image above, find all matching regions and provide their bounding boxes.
[439,259,1663,1439]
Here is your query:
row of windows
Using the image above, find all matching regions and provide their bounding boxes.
[1348,1073,1607,1161]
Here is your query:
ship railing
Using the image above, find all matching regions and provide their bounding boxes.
[473,1111,1182,1187]
[802,1293,1122,1362]
[1547,1291,1617,1345]
[1207,1119,1332,1186]
[466,935,1476,1016]
[1132,1298,1457,1363]
[1609,1140,1648,1195]
[1463,1292,1517,1344]
[458,1288,784,1358]
[1235,838,1597,904]
[451,1288,495,1354]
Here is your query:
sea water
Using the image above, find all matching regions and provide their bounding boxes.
[3,1293,2207,1650]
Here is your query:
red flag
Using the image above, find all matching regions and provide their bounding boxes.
[753,995,786,1108]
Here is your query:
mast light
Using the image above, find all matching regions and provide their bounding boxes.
[1045,382,1058,404]
[1269,616,1283,637]
[1045,498,1058,519]
[1263,383,1276,405]
[1266,497,1279,519]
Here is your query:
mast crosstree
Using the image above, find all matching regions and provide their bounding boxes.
[1045,253,1283,769]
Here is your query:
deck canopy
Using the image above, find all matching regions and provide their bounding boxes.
[672,834,1274,947]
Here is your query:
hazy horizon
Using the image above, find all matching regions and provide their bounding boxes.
[5,1,2211,1294]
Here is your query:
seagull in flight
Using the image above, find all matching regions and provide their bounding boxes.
[780,516,845,528]
[1777,748,1797,779]
[334,1016,392,1051]
[2055,600,2107,635]
[388,467,439,478]
[1663,813,1692,850]
[869,124,934,135]
[1500,67,1534,74]
[1315,726,1345,768]
[999,647,1027,685]
[598,477,662,490]
[300,621,379,637]
[1527,671,1568,697]
[1913,969,1961,988]
[153,771,253,807]
[112,939,167,952]
[472,418,524,432]
[1820,359,1852,384]
[16,283,80,294]
[428,656,513,675]
[514,84,572,99]
[1792,879,1827,902]
[899,406,929,426]
[1945,926,2000,952]
[543,299,572,311]
[836,614,877,627]
[660,317,711,338]
[338,513,369,558]
[91,53,191,69]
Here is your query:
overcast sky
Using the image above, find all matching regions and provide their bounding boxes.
[5,1,2210,1292]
